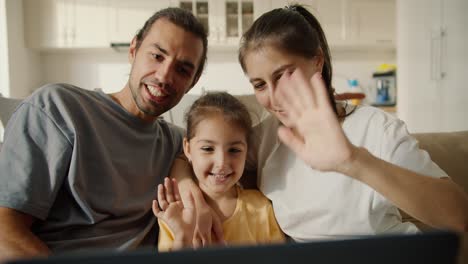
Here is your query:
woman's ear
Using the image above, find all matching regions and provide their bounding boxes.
[183,137,192,163]
[315,48,325,73]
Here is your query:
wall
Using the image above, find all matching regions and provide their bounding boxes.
[0,0,9,97]
[5,0,42,98]
[39,48,395,98]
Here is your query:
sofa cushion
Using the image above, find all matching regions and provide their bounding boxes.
[413,131,468,194]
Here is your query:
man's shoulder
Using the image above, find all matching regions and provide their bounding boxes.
[26,83,98,107]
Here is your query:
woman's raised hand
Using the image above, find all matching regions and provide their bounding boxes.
[275,70,357,173]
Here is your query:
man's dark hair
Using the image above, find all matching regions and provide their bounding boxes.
[135,7,208,86]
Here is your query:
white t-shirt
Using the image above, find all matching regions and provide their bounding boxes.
[253,106,447,242]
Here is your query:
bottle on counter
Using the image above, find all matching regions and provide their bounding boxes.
[347,79,363,106]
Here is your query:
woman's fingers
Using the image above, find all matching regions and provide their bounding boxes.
[274,72,301,121]
[310,72,332,109]
[277,126,305,157]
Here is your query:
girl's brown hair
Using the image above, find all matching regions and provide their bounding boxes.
[185,92,253,145]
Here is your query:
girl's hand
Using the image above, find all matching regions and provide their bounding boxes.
[152,177,196,247]
[275,70,357,173]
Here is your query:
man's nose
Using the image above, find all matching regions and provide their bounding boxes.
[155,61,174,86]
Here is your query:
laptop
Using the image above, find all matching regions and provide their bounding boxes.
[9,231,460,264]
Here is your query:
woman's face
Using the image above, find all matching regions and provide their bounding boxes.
[243,46,323,126]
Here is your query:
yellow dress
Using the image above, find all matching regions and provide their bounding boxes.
[157,186,285,251]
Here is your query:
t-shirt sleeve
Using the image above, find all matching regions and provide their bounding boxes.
[0,102,72,219]
[380,119,447,178]
[266,202,286,243]
[157,219,175,252]
[170,124,185,155]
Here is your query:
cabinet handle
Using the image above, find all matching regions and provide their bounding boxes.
[430,29,441,81]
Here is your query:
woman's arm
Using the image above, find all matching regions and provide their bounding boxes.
[274,70,468,232]
[342,147,468,231]
[169,155,224,246]
[0,207,50,262]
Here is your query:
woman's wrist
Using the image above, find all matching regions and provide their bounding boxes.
[335,146,371,181]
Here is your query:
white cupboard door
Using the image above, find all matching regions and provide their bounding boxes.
[72,0,109,48]
[440,0,468,131]
[315,0,347,47]
[109,0,172,44]
[24,0,70,49]
[397,0,442,132]
[348,0,395,46]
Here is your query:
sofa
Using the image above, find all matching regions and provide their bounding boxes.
[410,131,468,263]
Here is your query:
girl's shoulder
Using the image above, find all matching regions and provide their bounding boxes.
[238,188,273,210]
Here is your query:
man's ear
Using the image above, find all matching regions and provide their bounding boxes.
[128,37,138,64]
[183,137,192,162]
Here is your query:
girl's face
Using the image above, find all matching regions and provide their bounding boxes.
[243,46,323,126]
[183,112,248,198]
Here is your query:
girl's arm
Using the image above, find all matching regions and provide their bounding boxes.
[170,156,225,247]
[275,70,468,232]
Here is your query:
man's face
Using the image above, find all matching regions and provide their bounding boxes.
[127,18,204,120]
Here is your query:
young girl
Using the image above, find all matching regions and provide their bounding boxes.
[153,92,285,251]
[176,4,468,243]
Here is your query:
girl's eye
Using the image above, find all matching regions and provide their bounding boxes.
[201,146,213,152]
[229,148,242,153]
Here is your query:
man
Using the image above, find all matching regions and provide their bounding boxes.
[0,7,207,260]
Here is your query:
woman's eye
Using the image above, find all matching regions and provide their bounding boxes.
[253,82,266,90]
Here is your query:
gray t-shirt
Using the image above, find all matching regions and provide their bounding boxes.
[0,83,184,252]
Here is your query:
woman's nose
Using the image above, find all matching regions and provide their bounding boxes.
[268,85,280,109]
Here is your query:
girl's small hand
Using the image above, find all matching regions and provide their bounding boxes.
[152,177,196,246]
[275,70,357,173]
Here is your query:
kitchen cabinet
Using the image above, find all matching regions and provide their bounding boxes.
[314,0,395,49]
[174,0,255,47]
[253,0,395,50]
[109,0,173,44]
[397,0,468,132]
[24,0,109,49]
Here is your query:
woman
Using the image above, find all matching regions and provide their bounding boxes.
[174,4,468,245]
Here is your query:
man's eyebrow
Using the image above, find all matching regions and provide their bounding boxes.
[153,43,168,55]
[153,43,196,70]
